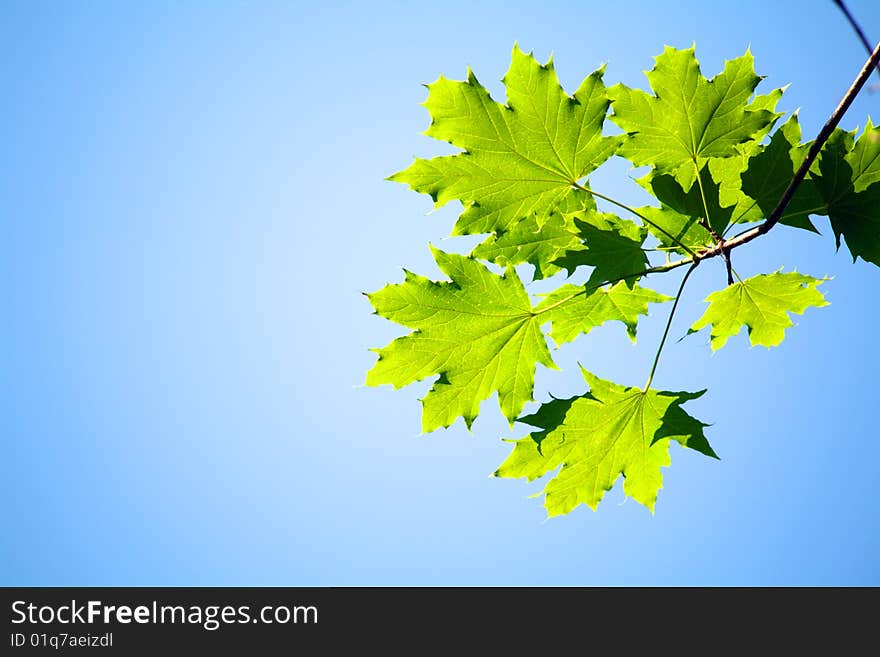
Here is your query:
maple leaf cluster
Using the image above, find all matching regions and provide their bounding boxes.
[367,45,878,516]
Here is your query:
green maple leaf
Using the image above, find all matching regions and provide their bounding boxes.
[645,165,734,236]
[470,212,581,280]
[366,248,668,432]
[536,282,671,346]
[495,368,715,516]
[824,183,880,266]
[636,206,714,255]
[706,85,786,222]
[690,271,829,350]
[814,127,880,266]
[389,45,621,244]
[732,114,824,232]
[552,211,649,287]
[709,156,762,225]
[845,119,880,193]
[743,85,787,125]
[608,46,776,190]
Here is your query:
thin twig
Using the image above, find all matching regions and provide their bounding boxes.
[833,0,880,78]
[723,247,734,285]
[698,216,733,284]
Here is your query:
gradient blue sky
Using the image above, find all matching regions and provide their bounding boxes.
[2,1,878,585]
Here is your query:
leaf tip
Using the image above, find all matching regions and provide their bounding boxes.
[625,325,638,342]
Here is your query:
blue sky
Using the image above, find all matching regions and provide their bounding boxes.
[2,1,878,585]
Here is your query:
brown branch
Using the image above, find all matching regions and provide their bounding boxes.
[833,0,880,78]
[723,246,734,285]
[696,217,733,283]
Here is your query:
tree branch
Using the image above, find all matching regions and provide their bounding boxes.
[833,0,880,78]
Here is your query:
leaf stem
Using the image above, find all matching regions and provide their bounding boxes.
[694,162,717,239]
[572,181,698,257]
[644,262,699,391]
